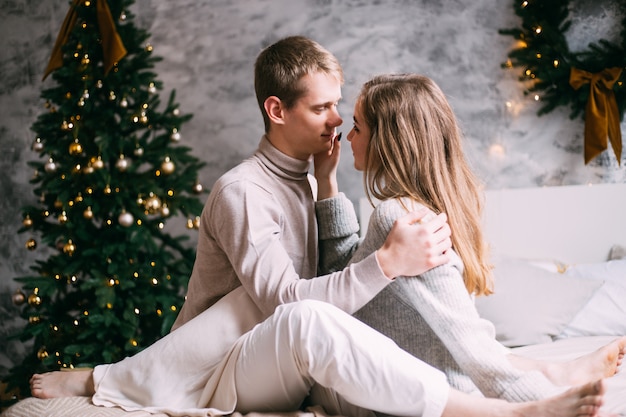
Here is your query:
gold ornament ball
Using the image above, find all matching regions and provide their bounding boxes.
[118,211,134,227]
[25,238,37,250]
[170,131,181,141]
[28,293,42,306]
[63,240,76,256]
[37,347,49,360]
[144,194,162,213]
[83,206,94,219]
[69,141,83,155]
[23,215,33,227]
[58,211,68,224]
[134,147,144,157]
[192,182,203,194]
[160,205,170,217]
[12,289,26,306]
[29,315,41,324]
[161,157,175,175]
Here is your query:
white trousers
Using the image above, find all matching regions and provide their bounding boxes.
[92,291,449,417]
[233,300,449,417]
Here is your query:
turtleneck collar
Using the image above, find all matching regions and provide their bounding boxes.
[255,135,311,181]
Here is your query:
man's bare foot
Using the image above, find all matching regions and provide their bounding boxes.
[513,379,605,417]
[30,369,95,399]
[544,337,626,386]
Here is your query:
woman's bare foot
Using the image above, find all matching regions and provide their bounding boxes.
[544,337,626,386]
[30,369,95,399]
[443,379,605,417]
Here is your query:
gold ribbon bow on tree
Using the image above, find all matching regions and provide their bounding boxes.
[569,67,623,165]
[43,0,127,80]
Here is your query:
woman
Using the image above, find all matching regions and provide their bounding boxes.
[317,73,625,402]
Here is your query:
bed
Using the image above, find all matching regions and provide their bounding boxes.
[3,183,626,416]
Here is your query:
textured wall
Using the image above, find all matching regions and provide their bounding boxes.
[0,0,624,377]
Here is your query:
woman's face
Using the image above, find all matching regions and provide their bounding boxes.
[347,100,371,172]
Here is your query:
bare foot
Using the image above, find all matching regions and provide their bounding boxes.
[513,379,605,417]
[30,369,95,398]
[444,379,605,417]
[544,337,626,386]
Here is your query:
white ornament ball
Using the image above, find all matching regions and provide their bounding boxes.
[118,211,134,227]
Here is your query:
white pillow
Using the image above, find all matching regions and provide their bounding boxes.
[557,260,626,338]
[475,256,603,347]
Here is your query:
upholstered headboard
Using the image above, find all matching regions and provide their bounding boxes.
[360,183,626,264]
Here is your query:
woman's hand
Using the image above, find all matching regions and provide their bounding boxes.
[313,133,341,200]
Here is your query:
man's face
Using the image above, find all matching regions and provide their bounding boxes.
[281,71,343,160]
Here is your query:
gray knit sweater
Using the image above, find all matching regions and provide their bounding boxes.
[317,197,563,402]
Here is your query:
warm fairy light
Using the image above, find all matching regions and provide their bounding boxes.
[553,60,559,68]
[535,53,542,59]
[534,26,542,34]
[534,94,540,101]
[134,308,140,315]
[521,1,528,7]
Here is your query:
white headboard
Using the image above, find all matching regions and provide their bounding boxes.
[359,183,626,264]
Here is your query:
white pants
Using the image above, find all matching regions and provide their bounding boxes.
[92,292,449,417]
[233,300,450,417]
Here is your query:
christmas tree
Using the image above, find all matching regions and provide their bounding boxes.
[3,0,206,399]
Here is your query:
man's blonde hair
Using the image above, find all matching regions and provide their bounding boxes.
[254,36,344,132]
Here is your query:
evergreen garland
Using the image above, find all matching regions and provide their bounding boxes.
[499,0,626,121]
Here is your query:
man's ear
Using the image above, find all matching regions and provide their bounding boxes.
[264,96,285,125]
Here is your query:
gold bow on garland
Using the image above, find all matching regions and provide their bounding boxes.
[43,0,127,80]
[570,67,623,165]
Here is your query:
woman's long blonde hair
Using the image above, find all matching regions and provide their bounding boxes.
[358,74,492,295]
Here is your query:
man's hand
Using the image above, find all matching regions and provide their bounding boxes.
[376,208,451,279]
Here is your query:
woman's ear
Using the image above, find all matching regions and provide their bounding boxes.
[264,96,285,125]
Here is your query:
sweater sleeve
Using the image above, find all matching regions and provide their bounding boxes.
[209,181,391,316]
[358,199,564,402]
[316,193,361,274]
